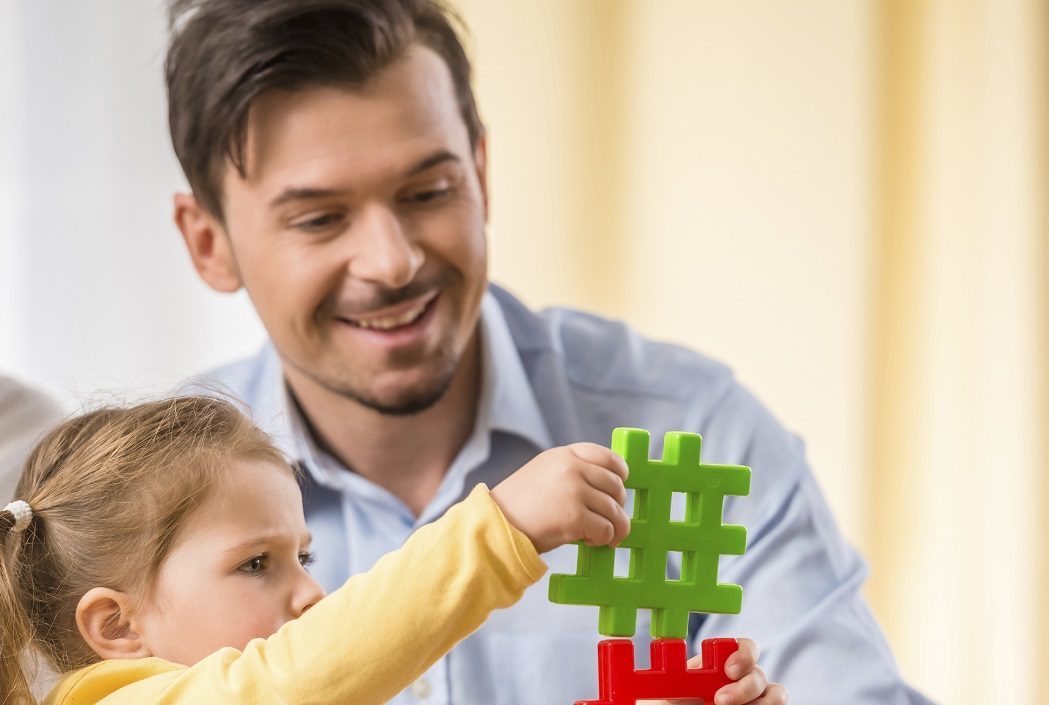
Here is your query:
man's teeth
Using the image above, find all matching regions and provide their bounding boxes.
[346,302,427,331]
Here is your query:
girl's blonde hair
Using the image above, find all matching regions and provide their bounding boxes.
[0,396,289,705]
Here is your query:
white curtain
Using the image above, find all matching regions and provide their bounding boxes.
[0,0,264,408]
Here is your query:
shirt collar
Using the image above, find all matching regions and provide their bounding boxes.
[236,344,304,462]
[477,288,553,451]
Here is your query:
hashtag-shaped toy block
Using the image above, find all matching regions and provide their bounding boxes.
[549,428,751,638]
[575,638,738,705]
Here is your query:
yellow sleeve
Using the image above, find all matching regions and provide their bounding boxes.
[48,484,546,705]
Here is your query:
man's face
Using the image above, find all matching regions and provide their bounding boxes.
[212,45,488,414]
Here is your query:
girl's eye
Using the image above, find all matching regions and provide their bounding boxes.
[238,554,270,575]
[299,551,317,568]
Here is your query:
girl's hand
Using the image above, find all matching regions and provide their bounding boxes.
[491,443,631,553]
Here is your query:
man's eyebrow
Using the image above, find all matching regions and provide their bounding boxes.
[269,187,348,210]
[404,149,460,177]
[267,151,459,210]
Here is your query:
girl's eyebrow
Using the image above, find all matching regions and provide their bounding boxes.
[221,531,314,556]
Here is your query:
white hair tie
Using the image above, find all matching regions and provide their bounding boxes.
[3,500,33,533]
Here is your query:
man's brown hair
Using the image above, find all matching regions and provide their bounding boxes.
[165,0,482,219]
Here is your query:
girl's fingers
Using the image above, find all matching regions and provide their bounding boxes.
[583,486,631,545]
[580,508,617,546]
[569,442,630,481]
[582,461,630,507]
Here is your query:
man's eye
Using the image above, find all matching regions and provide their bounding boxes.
[299,551,317,568]
[291,212,343,231]
[405,188,451,204]
[238,554,270,575]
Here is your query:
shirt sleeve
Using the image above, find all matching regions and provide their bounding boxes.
[694,383,936,705]
[68,484,547,705]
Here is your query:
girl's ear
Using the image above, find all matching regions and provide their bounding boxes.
[75,587,151,660]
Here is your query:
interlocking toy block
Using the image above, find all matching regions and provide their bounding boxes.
[576,638,739,705]
[549,428,750,637]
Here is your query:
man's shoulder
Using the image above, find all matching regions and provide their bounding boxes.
[492,286,802,484]
[492,285,735,405]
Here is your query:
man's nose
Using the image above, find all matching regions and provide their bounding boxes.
[292,572,327,617]
[346,202,424,289]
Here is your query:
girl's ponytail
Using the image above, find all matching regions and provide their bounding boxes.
[0,503,39,705]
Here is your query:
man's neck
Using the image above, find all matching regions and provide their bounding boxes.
[284,336,482,517]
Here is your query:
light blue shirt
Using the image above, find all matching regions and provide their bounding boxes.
[195,284,933,705]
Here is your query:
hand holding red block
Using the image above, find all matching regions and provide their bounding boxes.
[576,638,738,705]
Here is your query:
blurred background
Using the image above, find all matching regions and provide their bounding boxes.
[1,1,1045,702]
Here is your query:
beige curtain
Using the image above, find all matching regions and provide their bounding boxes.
[872,0,1048,702]
[452,2,1048,703]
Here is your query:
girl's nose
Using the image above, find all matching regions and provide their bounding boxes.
[293,572,326,617]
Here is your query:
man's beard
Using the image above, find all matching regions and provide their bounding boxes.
[299,346,460,416]
[338,364,457,416]
[304,267,468,415]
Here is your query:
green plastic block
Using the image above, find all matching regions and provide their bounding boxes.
[548,428,751,638]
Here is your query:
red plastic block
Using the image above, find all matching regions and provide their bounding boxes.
[576,638,739,705]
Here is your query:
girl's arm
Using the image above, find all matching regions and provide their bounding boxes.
[51,442,630,705]
[54,486,544,705]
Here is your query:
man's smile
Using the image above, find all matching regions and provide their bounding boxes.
[337,290,438,332]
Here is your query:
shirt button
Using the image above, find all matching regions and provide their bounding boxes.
[412,679,432,700]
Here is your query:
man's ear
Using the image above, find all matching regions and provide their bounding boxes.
[75,587,151,660]
[473,131,489,222]
[173,192,243,293]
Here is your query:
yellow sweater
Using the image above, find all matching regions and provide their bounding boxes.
[45,485,546,705]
